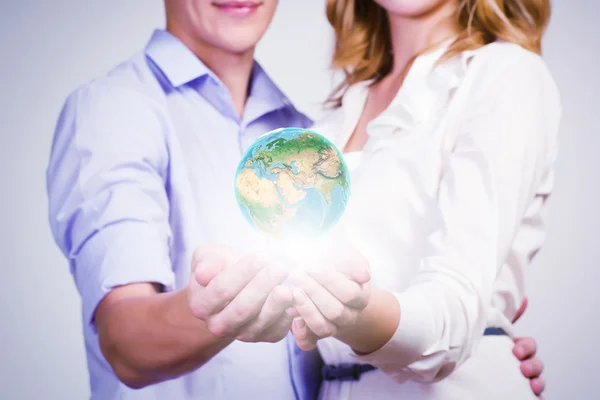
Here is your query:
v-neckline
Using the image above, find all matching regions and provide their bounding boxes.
[338,39,454,156]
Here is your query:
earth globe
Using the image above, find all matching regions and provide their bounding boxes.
[234,127,351,239]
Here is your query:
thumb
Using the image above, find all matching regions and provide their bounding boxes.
[192,245,237,286]
[292,318,317,351]
[512,296,529,324]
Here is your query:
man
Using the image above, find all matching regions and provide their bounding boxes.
[46,1,545,399]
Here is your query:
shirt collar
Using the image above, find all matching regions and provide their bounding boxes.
[246,62,292,113]
[352,37,479,140]
[145,29,293,122]
[145,29,212,88]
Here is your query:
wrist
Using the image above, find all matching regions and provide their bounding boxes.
[161,288,236,373]
[334,288,400,355]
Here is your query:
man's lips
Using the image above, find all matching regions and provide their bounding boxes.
[212,1,262,17]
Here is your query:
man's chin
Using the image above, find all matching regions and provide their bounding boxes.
[218,40,259,56]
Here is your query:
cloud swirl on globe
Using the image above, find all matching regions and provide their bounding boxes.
[234,127,351,239]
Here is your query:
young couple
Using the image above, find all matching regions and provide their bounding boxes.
[47,0,558,399]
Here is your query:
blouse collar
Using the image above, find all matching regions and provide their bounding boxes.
[340,38,479,143]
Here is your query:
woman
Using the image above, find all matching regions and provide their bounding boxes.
[287,0,559,398]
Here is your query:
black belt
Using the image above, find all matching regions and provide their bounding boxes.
[321,363,377,381]
[321,327,507,381]
[482,327,507,336]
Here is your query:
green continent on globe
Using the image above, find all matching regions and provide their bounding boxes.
[234,128,350,237]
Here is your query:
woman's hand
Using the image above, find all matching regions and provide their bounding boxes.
[287,247,372,350]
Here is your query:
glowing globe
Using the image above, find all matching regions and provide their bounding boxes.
[234,127,351,239]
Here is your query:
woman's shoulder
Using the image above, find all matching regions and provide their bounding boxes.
[466,41,555,85]
[459,41,559,105]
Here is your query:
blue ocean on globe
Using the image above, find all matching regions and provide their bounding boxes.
[234,127,351,238]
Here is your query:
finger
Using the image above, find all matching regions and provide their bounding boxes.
[201,252,273,318]
[286,307,300,317]
[195,256,227,287]
[520,358,544,379]
[531,377,545,396]
[192,245,239,286]
[259,310,294,343]
[236,285,294,342]
[189,264,225,320]
[208,261,290,337]
[306,268,369,309]
[291,318,318,351]
[290,271,357,326]
[513,337,537,360]
[326,246,371,284]
[292,288,337,338]
[512,296,529,323]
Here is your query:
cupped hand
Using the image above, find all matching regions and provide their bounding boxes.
[188,245,294,343]
[287,246,371,350]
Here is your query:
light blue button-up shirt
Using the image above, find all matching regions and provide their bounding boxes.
[47,29,321,400]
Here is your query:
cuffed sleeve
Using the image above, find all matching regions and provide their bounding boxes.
[47,83,175,329]
[352,50,561,382]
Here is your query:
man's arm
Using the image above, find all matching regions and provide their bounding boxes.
[94,244,296,389]
[47,86,292,389]
[95,284,229,389]
[46,85,230,388]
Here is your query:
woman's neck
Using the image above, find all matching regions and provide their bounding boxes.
[387,2,460,77]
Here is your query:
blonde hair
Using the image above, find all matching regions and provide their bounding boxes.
[326,0,552,106]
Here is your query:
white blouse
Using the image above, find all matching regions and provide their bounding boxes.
[312,40,561,387]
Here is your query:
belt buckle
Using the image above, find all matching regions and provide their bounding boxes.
[322,363,361,381]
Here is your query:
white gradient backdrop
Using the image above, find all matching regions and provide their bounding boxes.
[0,1,597,399]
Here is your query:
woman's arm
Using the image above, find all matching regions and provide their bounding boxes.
[291,48,561,384]
[291,292,546,396]
[341,50,561,383]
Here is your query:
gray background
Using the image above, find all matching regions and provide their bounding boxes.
[0,0,598,398]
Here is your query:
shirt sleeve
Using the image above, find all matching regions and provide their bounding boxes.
[492,163,553,322]
[351,50,561,382]
[47,82,175,331]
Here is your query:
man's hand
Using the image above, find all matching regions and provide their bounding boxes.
[287,247,371,351]
[188,245,294,343]
[512,297,546,398]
